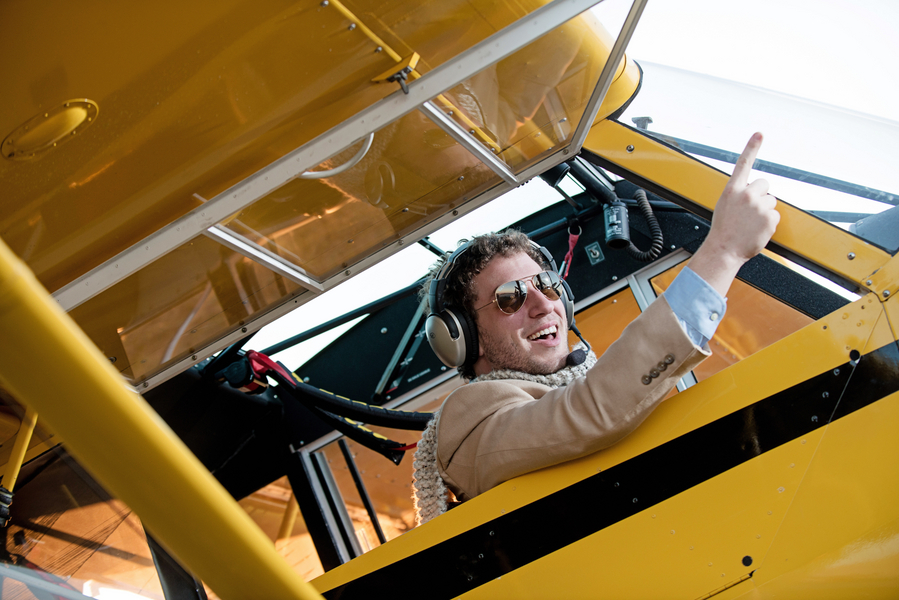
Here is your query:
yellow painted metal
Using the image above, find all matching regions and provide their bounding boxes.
[331,0,404,62]
[316,292,892,596]
[371,53,420,83]
[1,0,639,387]
[0,0,633,292]
[330,0,501,151]
[737,409,899,598]
[2,99,99,161]
[883,284,899,347]
[0,235,322,600]
[0,386,57,479]
[0,439,56,479]
[729,308,899,598]
[698,573,754,599]
[0,418,58,485]
[863,251,899,302]
[582,120,893,289]
[461,430,823,598]
[278,493,301,542]
[2,407,37,491]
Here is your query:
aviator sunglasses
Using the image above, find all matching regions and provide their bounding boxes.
[476,271,563,314]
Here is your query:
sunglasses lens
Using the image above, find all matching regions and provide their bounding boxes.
[535,271,562,301]
[495,280,526,314]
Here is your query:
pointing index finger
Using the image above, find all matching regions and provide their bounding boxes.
[731,132,763,188]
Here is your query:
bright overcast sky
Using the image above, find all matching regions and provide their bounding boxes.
[594,0,899,122]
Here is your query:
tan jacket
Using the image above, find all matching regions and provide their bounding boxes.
[436,296,710,501]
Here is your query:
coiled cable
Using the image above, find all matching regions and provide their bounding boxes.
[626,189,664,262]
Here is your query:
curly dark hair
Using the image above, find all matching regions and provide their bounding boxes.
[420,230,552,379]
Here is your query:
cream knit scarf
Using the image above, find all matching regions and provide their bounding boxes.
[412,346,597,525]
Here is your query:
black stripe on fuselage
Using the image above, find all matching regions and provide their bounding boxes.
[322,341,899,599]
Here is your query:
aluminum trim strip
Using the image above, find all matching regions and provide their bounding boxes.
[203,225,325,293]
[568,0,648,152]
[419,101,519,185]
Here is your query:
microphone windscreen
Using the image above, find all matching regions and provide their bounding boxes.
[566,348,587,367]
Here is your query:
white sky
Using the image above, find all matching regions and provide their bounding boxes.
[254,0,899,369]
[593,0,899,122]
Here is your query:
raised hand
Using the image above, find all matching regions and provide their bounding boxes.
[688,132,781,297]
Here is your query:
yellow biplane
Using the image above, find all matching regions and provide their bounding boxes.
[0,1,897,598]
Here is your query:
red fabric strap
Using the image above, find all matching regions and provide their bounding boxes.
[562,230,580,280]
[246,350,294,383]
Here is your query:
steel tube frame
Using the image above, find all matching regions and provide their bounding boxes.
[277,494,301,542]
[3,407,38,492]
[0,236,324,600]
[339,439,387,545]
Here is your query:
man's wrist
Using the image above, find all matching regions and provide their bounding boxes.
[686,242,745,298]
[665,265,728,346]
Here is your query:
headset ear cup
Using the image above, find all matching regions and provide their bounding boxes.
[425,308,478,368]
[456,307,479,367]
[560,279,575,329]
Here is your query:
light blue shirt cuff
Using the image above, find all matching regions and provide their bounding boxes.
[664,265,727,348]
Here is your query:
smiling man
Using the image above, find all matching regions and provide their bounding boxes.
[475,251,571,376]
[412,134,779,525]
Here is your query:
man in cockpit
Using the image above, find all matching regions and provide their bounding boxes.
[412,134,779,525]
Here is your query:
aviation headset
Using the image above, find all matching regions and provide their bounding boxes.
[425,239,576,368]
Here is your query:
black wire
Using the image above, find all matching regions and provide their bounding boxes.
[202,331,256,377]
[270,370,432,431]
[626,189,664,262]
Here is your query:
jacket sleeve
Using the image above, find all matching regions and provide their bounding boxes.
[437,295,711,500]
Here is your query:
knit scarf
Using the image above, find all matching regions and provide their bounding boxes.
[412,346,597,525]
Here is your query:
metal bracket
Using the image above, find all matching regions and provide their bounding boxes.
[372,52,420,95]
[373,302,427,398]
[861,252,899,302]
